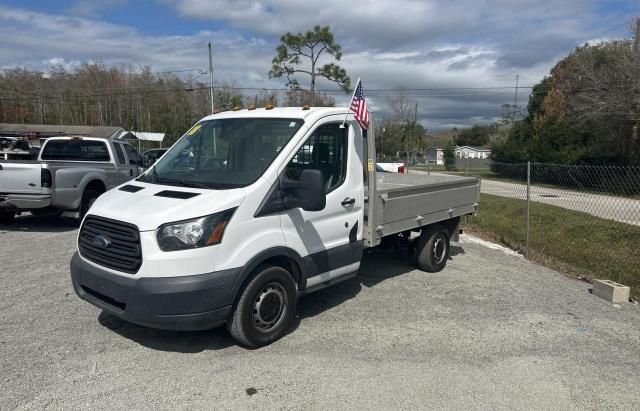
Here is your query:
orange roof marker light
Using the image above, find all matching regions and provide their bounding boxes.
[247,104,256,110]
[264,104,274,110]
[232,106,242,111]
[302,104,310,110]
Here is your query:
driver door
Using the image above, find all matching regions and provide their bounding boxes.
[279,117,364,289]
[123,143,142,179]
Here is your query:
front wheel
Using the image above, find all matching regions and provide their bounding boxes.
[227,265,297,348]
[416,227,450,272]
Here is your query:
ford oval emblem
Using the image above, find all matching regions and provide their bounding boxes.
[93,235,111,249]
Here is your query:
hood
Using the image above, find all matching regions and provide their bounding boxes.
[88,182,246,231]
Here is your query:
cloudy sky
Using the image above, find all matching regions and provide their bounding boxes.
[0,0,638,130]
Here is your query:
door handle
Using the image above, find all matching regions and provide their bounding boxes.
[341,197,355,206]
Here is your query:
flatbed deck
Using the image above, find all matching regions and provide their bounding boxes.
[363,171,480,247]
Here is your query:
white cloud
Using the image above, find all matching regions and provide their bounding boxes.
[0,1,632,129]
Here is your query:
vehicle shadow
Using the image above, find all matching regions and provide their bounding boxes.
[98,312,236,352]
[296,248,430,320]
[0,213,79,233]
[98,245,467,352]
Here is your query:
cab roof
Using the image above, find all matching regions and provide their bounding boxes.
[199,107,354,124]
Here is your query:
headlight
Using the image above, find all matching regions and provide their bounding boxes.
[157,208,236,251]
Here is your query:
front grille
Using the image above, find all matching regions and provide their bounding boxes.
[79,216,142,274]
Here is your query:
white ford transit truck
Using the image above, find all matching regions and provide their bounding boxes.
[70,107,480,347]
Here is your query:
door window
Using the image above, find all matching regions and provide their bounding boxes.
[123,144,140,164]
[286,123,347,193]
[113,143,126,165]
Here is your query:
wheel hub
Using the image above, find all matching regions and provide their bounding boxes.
[252,282,287,332]
[432,235,447,265]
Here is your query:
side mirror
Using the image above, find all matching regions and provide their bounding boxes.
[130,155,143,166]
[281,169,326,212]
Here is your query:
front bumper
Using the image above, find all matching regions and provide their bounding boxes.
[0,193,51,210]
[70,252,239,331]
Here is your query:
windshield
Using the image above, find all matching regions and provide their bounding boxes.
[139,118,304,189]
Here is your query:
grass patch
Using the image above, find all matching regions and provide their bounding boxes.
[464,193,640,299]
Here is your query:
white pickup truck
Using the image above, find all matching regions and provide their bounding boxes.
[0,136,143,223]
[70,107,480,347]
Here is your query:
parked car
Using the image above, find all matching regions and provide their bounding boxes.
[142,148,168,167]
[70,108,480,347]
[376,162,405,173]
[0,136,143,223]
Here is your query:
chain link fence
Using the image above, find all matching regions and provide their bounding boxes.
[463,162,640,298]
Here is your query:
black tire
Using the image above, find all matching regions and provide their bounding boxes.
[227,265,297,348]
[416,227,450,273]
[79,189,102,220]
[0,211,15,224]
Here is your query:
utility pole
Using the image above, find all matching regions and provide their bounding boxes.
[512,74,519,125]
[208,41,214,114]
[381,126,385,160]
[634,17,640,51]
[414,102,418,123]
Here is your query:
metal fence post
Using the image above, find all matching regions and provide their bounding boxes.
[526,161,531,258]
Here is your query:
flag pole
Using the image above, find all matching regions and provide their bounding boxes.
[340,78,360,128]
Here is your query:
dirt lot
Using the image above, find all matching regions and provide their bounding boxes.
[2,214,640,409]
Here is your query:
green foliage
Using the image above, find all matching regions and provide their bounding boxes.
[490,120,532,163]
[455,125,494,146]
[526,76,552,120]
[491,28,640,165]
[378,121,426,160]
[269,25,350,94]
[443,141,456,171]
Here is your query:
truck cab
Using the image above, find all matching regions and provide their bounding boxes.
[70,107,480,347]
[0,136,144,223]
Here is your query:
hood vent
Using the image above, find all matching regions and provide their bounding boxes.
[119,185,145,193]
[154,190,200,199]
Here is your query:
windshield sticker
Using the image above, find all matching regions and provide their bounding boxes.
[186,124,201,136]
[289,122,297,128]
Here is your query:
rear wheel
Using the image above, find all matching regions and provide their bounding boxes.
[227,265,297,348]
[79,189,102,220]
[0,211,15,224]
[416,226,450,272]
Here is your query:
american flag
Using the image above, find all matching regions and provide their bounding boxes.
[349,79,369,130]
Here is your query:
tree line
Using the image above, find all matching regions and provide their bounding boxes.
[492,18,640,166]
[0,67,334,147]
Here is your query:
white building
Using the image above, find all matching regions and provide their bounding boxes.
[454,146,491,160]
[426,145,491,165]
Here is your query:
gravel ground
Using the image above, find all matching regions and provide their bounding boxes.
[2,213,640,409]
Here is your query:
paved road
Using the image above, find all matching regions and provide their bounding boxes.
[2,214,640,409]
[411,170,640,225]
